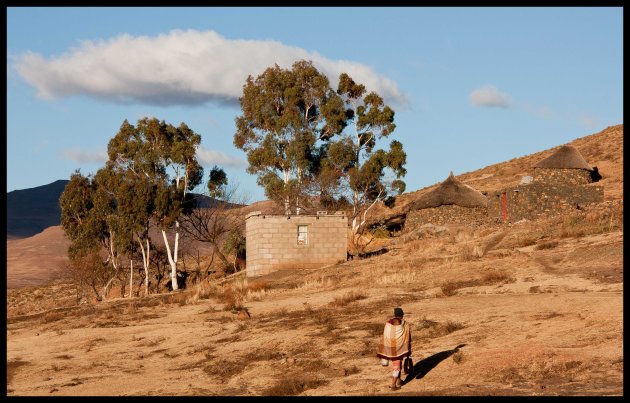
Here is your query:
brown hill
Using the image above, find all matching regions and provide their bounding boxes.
[5,124,623,396]
[6,226,70,289]
[6,124,623,291]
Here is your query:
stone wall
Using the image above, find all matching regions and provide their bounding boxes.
[533,167,593,186]
[245,212,348,277]
[487,183,604,223]
[404,205,488,231]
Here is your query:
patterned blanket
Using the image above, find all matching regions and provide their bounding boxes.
[376,318,411,360]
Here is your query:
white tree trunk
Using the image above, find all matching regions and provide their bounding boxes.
[162,229,179,291]
[102,236,119,299]
[283,169,291,215]
[138,237,150,296]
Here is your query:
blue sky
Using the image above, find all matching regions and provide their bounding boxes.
[7,7,623,202]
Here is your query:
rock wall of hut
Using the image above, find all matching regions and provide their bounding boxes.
[487,183,604,223]
[533,167,593,185]
[404,204,488,231]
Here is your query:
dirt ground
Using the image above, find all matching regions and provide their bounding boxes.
[6,203,623,396]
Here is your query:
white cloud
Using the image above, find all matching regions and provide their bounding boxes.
[13,29,408,107]
[60,148,108,164]
[197,146,245,168]
[469,85,512,108]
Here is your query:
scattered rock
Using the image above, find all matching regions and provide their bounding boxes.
[237,310,251,320]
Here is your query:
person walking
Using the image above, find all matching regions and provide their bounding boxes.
[377,307,412,390]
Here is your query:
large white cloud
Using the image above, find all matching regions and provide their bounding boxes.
[197,146,245,168]
[13,29,408,107]
[469,85,512,108]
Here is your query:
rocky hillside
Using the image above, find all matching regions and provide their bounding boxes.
[368,124,623,224]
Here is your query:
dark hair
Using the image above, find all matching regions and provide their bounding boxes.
[394,307,404,318]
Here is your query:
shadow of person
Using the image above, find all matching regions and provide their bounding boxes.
[401,344,467,386]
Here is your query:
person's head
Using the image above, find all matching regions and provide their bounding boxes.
[394,307,404,318]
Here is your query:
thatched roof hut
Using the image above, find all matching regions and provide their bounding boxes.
[405,172,488,211]
[533,145,592,170]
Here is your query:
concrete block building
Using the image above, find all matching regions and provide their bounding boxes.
[245,211,348,277]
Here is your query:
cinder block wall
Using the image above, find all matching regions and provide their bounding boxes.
[488,183,604,223]
[245,212,348,277]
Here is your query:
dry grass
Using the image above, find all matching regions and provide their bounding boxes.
[262,375,328,396]
[480,269,515,285]
[441,279,479,297]
[441,269,515,296]
[452,351,465,364]
[344,365,361,376]
[41,310,66,324]
[7,359,29,385]
[328,291,367,307]
[415,317,466,338]
[458,244,475,261]
[495,352,584,385]
[203,358,245,381]
[216,286,245,311]
[534,240,559,250]
[481,231,508,252]
[514,234,538,247]
[137,336,166,347]
[295,276,334,291]
[296,358,331,372]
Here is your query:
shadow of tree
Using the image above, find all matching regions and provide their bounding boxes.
[402,344,467,385]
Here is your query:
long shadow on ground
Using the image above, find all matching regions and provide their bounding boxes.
[401,344,467,386]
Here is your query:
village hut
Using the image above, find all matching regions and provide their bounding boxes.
[532,144,595,185]
[406,171,488,211]
[402,172,488,229]
[488,144,603,223]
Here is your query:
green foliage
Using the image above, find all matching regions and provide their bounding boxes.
[222,228,246,259]
[234,60,346,214]
[207,166,228,199]
[60,171,110,259]
[322,73,407,240]
[107,117,203,230]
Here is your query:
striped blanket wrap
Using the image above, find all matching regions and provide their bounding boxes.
[377,318,411,360]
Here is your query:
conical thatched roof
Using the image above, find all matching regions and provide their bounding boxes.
[533,145,592,170]
[405,172,488,211]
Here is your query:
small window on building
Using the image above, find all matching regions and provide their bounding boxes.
[297,225,308,245]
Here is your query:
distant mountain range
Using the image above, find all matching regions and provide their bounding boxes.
[7,180,69,239]
[6,179,235,239]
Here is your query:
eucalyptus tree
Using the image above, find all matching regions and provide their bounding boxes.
[234,60,346,215]
[59,170,120,301]
[322,73,407,248]
[99,165,155,297]
[107,117,203,291]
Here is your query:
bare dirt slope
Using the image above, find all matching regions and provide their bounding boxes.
[6,203,623,396]
[6,226,70,289]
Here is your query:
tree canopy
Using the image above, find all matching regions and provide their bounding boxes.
[234,60,346,214]
[234,61,407,246]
